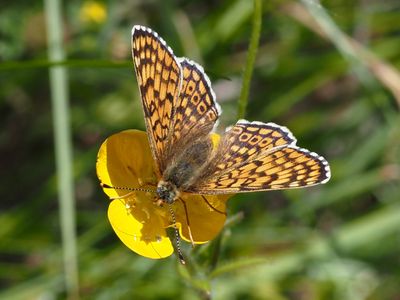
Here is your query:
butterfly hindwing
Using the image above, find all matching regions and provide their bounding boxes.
[211,120,297,171]
[170,59,220,151]
[188,121,330,194]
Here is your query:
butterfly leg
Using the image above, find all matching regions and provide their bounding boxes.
[108,191,136,201]
[128,179,160,206]
[134,168,158,188]
[138,179,157,188]
[178,198,195,247]
[138,180,162,208]
[153,198,164,207]
[201,195,227,216]
[107,192,137,214]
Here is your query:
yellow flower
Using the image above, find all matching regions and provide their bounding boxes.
[80,1,107,24]
[96,130,231,259]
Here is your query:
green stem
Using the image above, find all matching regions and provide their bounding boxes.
[209,232,223,271]
[237,0,262,119]
[44,0,79,299]
[208,211,244,272]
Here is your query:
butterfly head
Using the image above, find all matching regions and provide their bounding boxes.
[157,180,180,204]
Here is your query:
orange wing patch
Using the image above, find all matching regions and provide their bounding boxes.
[132,26,182,174]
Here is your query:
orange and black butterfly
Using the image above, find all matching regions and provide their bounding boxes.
[131,25,331,205]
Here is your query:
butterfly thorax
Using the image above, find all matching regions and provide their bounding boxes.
[156,138,213,204]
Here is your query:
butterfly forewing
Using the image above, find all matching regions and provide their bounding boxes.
[131,26,182,174]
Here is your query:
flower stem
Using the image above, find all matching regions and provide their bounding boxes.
[209,233,223,271]
[237,0,262,119]
[209,212,245,272]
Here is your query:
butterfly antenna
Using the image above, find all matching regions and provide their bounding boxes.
[100,182,155,194]
[168,204,186,265]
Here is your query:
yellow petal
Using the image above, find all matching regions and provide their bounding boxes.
[175,193,230,244]
[96,129,157,199]
[108,198,173,259]
[97,130,173,258]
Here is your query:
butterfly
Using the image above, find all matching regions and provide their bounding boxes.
[131,25,330,207]
[98,25,331,263]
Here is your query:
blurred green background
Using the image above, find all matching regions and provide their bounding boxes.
[1,0,400,299]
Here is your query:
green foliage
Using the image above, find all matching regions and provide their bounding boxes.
[1,0,400,299]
